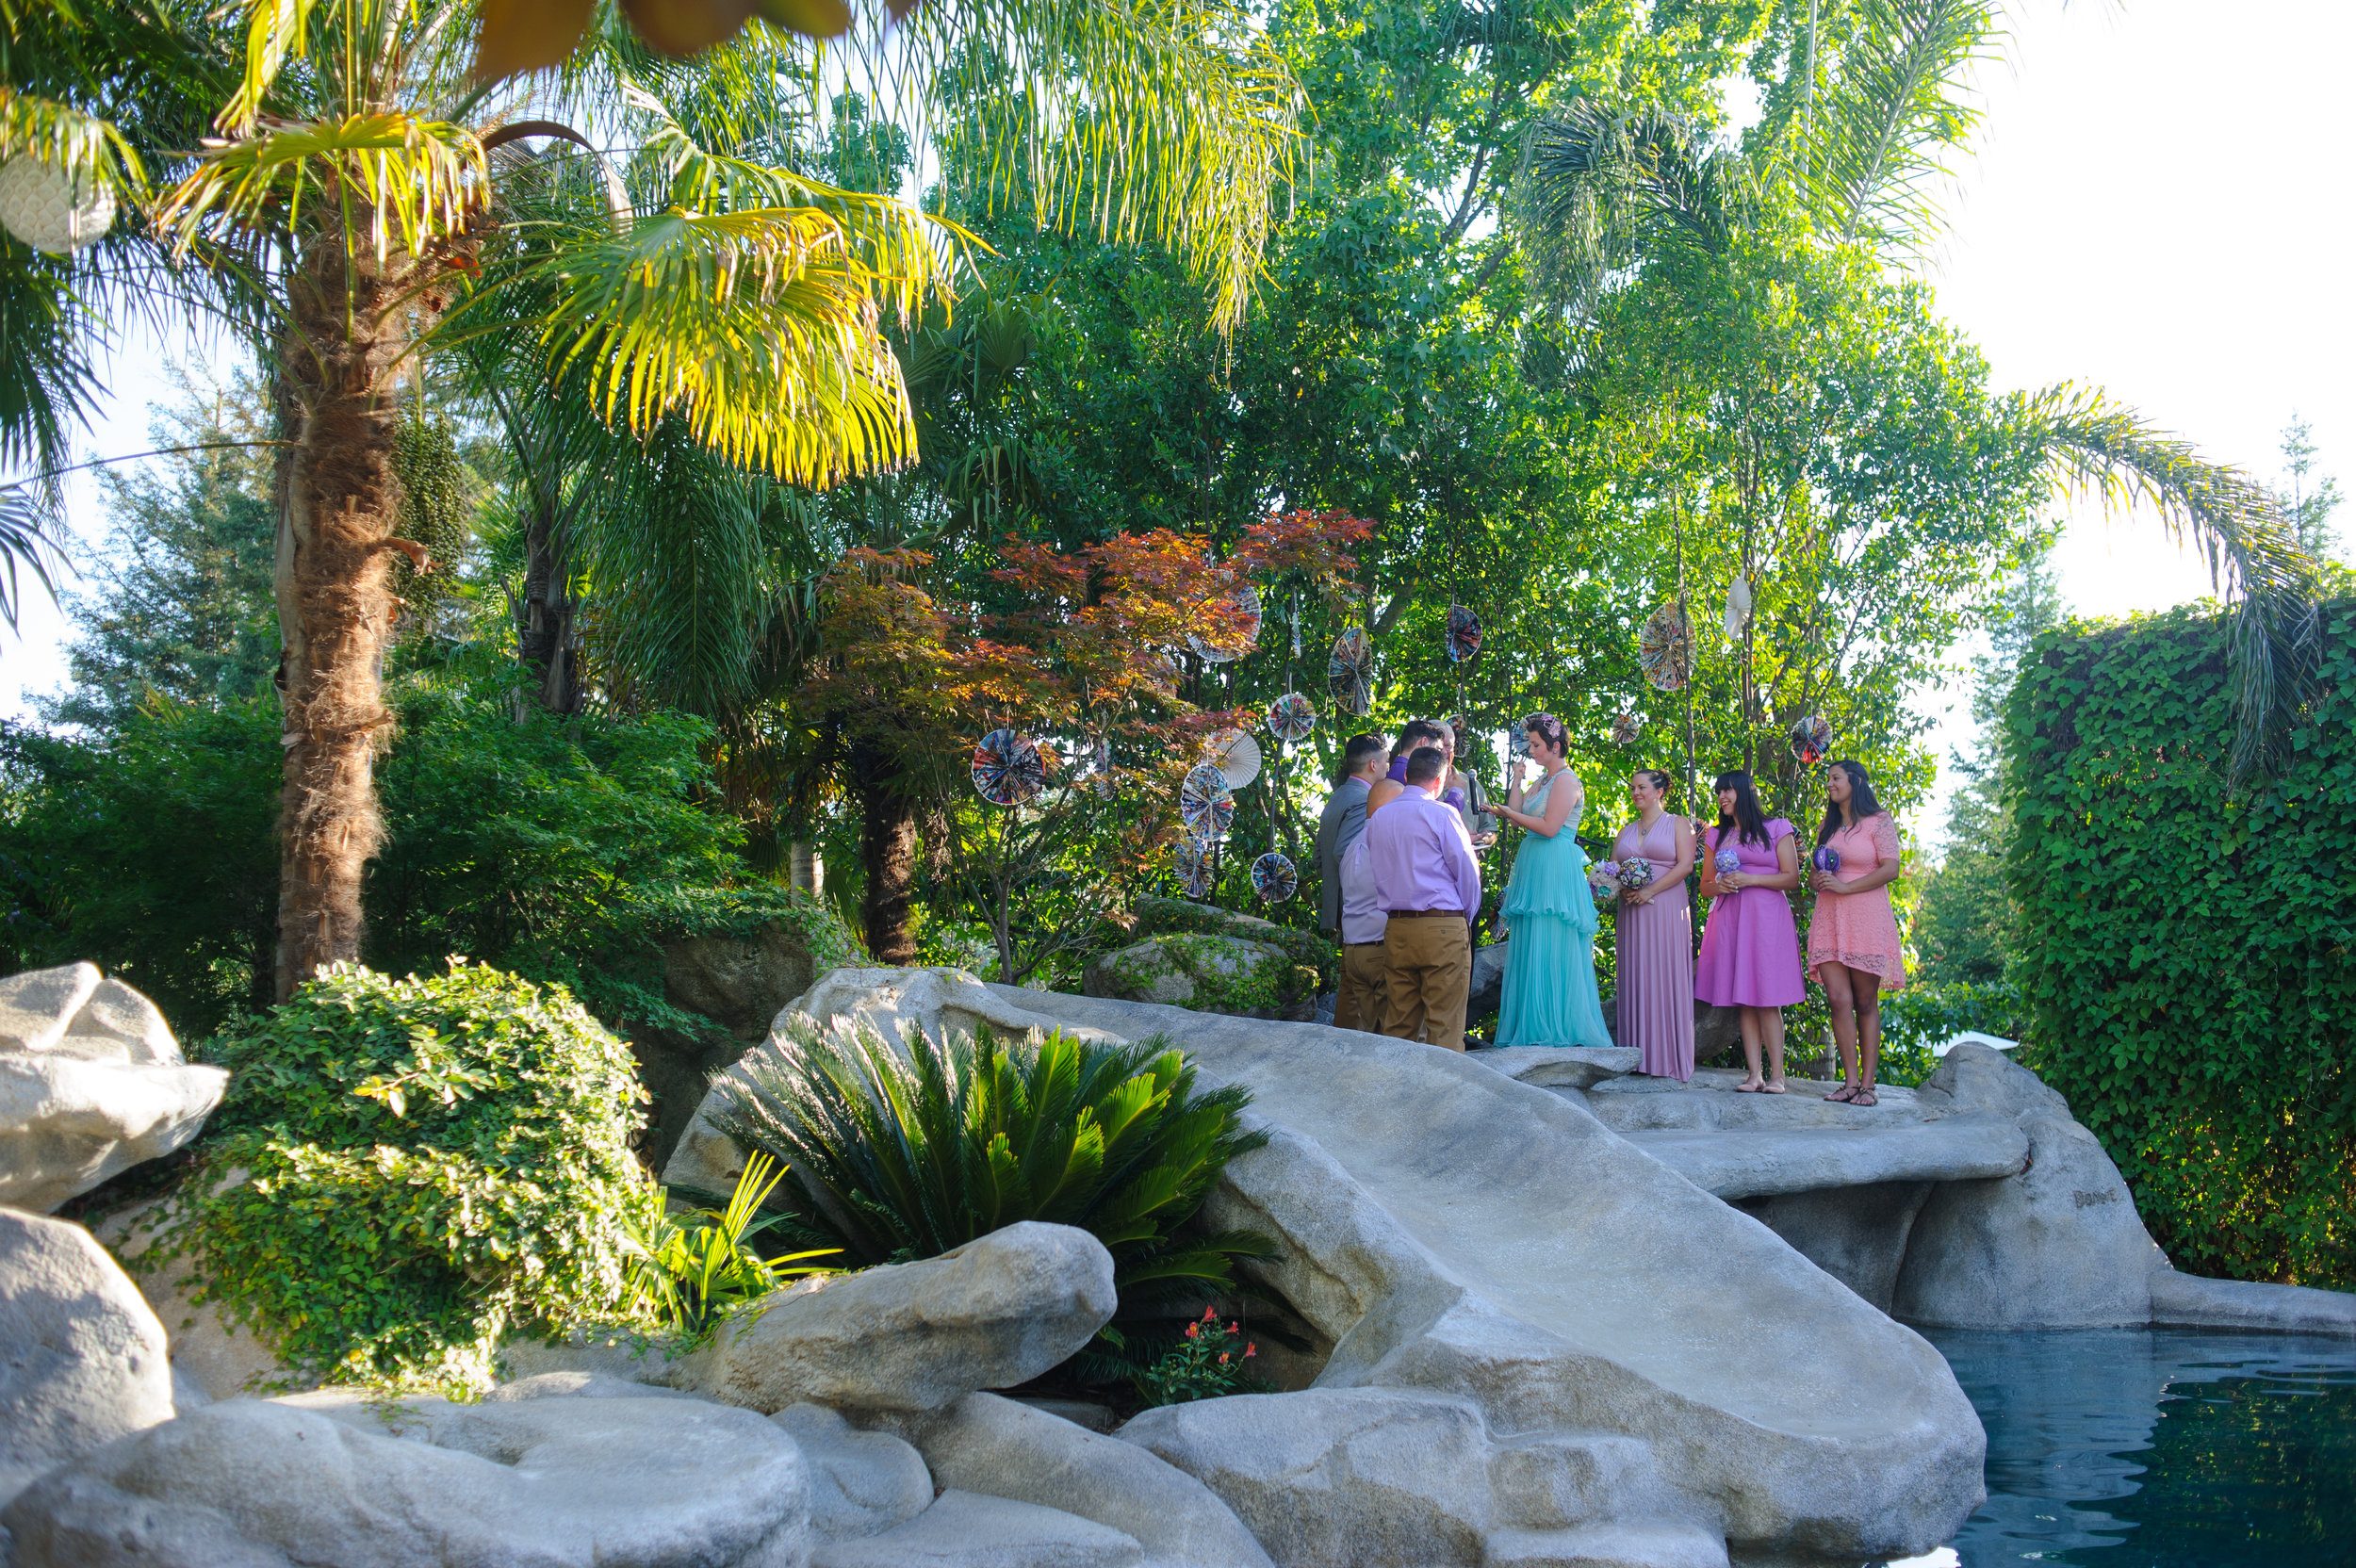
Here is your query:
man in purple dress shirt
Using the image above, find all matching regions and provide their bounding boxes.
[1366,745,1483,1052]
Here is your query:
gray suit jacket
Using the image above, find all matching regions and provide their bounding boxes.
[1314,776,1371,933]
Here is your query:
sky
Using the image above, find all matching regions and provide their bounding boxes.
[4,0,2348,845]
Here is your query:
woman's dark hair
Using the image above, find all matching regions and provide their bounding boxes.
[1817,760,1884,844]
[1522,712,1567,757]
[1636,768,1674,800]
[1711,769,1771,849]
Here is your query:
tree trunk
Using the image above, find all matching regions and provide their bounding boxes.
[854,744,921,965]
[518,504,584,714]
[270,237,434,1000]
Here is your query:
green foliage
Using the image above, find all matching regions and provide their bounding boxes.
[623,1152,838,1339]
[388,401,481,630]
[156,961,655,1393]
[2006,599,2356,1287]
[1131,896,1335,993]
[1876,981,2024,1087]
[1131,1306,1270,1408]
[707,1021,1272,1313]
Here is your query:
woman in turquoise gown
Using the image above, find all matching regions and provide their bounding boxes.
[1493,712,1613,1048]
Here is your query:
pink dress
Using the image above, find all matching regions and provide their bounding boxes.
[1693,819,1806,1008]
[1611,814,1693,1081]
[1807,813,1907,988]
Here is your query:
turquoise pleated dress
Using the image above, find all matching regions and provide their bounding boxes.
[1497,772,1614,1048]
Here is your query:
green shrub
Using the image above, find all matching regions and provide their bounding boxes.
[2007,598,2356,1287]
[1131,896,1336,994]
[1131,1306,1271,1408]
[622,1152,838,1339]
[154,961,658,1392]
[1877,980,2025,1086]
[707,1021,1272,1315]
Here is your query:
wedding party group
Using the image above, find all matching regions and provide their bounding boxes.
[1311,713,1907,1105]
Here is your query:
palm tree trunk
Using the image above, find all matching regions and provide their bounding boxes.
[851,739,921,965]
[270,238,432,999]
[518,504,584,713]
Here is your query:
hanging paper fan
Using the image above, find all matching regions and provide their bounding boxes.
[1328,628,1374,716]
[1251,852,1299,903]
[1610,711,1644,748]
[1179,763,1236,837]
[1267,692,1317,743]
[1187,584,1263,663]
[1289,600,1303,661]
[1508,724,1530,760]
[1069,735,1115,799]
[1445,605,1483,663]
[1175,833,1219,899]
[1724,576,1754,641]
[1205,727,1263,790]
[972,728,1046,806]
[1637,601,1696,693]
[1790,714,1834,767]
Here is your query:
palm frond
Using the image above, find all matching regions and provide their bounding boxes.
[1514,101,1752,313]
[2022,383,2321,776]
[217,0,314,131]
[1788,0,2000,254]
[159,110,489,260]
[0,84,146,195]
[0,482,66,632]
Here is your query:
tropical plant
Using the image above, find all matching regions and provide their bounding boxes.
[624,1152,839,1337]
[706,1019,1272,1313]
[1131,1304,1268,1407]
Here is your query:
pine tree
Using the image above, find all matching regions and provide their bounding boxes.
[2278,416,2343,563]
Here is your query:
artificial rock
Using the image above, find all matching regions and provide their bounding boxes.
[1083,936,1317,1022]
[0,1208,175,1508]
[812,1488,1145,1568]
[0,964,226,1214]
[1,1393,810,1568]
[773,1402,935,1543]
[1620,1114,2028,1200]
[689,1220,1118,1413]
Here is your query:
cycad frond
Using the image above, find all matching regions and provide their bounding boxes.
[2022,383,2321,776]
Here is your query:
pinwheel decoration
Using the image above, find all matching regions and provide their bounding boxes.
[1205,727,1263,790]
[1175,834,1219,899]
[1267,693,1317,743]
[1638,601,1695,692]
[1178,764,1236,838]
[1251,852,1300,903]
[1508,726,1530,760]
[1445,605,1483,663]
[972,728,1046,806]
[1188,584,1263,663]
[1610,711,1644,747]
[1790,714,1834,767]
[1328,628,1375,716]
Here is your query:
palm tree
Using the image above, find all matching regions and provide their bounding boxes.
[3,0,1300,995]
[1513,7,2319,776]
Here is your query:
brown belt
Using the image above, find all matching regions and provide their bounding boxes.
[1343,940,1386,950]
[1384,909,1465,919]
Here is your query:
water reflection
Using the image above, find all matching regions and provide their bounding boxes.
[1914,1329,2356,1568]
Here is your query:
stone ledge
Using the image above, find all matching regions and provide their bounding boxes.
[1618,1115,2030,1200]
[2147,1268,2356,1337]
[1466,1046,1640,1088]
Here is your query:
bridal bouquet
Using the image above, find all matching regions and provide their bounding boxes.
[1588,860,1620,906]
[1812,845,1842,874]
[1616,858,1658,890]
[1713,846,1742,875]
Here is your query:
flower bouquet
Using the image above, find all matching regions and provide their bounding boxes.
[1812,845,1842,874]
[1617,858,1658,890]
[1713,846,1742,875]
[1588,860,1621,906]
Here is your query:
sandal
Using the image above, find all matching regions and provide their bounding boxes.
[1761,1081,1788,1094]
[1734,1080,1765,1094]
[1852,1086,1878,1107]
[1825,1082,1863,1103]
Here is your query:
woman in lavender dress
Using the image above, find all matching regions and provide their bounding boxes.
[1610,769,1696,1080]
[1693,770,1806,1093]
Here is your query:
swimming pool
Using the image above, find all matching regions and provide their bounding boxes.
[1888,1329,2356,1568]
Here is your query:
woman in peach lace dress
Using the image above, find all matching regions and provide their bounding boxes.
[1807,760,1906,1106]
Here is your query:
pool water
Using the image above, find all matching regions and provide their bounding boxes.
[1895,1329,2356,1568]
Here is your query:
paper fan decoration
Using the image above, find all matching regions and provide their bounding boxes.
[1205,727,1263,790]
[1610,711,1644,747]
[1179,763,1237,838]
[1175,834,1218,899]
[1327,628,1374,715]
[1445,605,1483,663]
[1508,725,1530,760]
[972,728,1046,806]
[1187,584,1263,663]
[1267,692,1317,743]
[1637,601,1696,693]
[1072,735,1115,798]
[1250,852,1299,903]
[1790,714,1834,767]
[1724,575,1754,641]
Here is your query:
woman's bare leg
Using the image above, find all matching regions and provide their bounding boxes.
[1822,964,1861,1090]
[1759,1007,1788,1090]
[1738,1008,1764,1090]
[1854,970,1885,1087]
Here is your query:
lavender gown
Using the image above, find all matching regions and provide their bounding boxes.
[1611,814,1694,1081]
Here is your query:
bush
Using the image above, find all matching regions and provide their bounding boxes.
[1131,1306,1270,1407]
[707,1021,1272,1315]
[152,961,657,1392]
[1876,980,2025,1086]
[2007,599,2356,1287]
[1130,896,1337,993]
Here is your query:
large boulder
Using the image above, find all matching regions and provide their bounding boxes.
[868,1392,1272,1568]
[1891,1043,2169,1329]
[689,1221,1117,1414]
[0,965,226,1214]
[812,1488,1146,1568]
[1084,935,1317,1022]
[2,1392,810,1568]
[94,1188,303,1402]
[0,1208,176,1507]
[773,1403,935,1543]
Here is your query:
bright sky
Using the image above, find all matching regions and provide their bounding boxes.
[5,0,2348,847]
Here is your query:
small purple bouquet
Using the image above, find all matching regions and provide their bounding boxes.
[1713,846,1742,875]
[1812,845,1842,874]
[1616,858,1658,891]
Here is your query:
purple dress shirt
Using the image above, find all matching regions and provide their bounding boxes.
[1366,789,1482,926]
[1339,835,1387,945]
[1385,756,1469,815]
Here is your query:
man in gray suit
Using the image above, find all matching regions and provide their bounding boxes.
[1316,734,1389,935]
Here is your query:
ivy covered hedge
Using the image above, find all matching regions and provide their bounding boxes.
[2005,598,2356,1287]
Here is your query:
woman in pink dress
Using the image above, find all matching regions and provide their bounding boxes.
[1808,760,1907,1106]
[1611,769,1696,1080]
[1693,770,1806,1094]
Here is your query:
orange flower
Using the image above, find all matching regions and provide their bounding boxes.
[1219,1352,1230,1364]
[1184,1323,1198,1339]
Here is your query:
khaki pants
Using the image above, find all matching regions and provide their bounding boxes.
[1334,942,1389,1033]
[1382,916,1472,1052]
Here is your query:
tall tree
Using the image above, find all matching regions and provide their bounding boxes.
[2278,416,2343,564]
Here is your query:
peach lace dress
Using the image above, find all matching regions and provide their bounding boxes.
[1806,812,1906,989]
